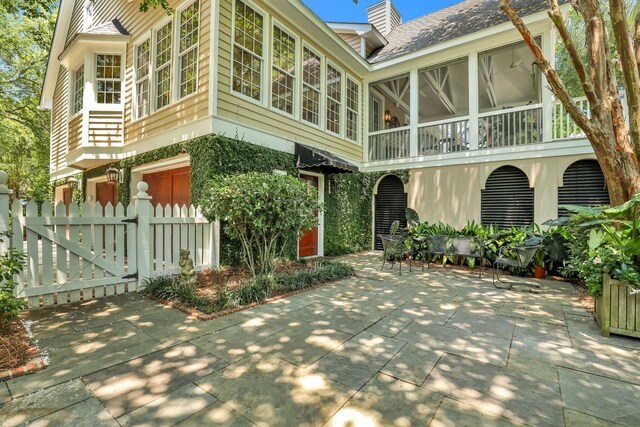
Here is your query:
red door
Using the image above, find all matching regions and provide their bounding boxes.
[143,166,191,208]
[299,175,319,257]
[96,182,117,212]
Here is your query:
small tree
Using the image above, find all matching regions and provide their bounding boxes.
[0,232,24,321]
[203,173,321,276]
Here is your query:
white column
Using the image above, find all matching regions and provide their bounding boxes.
[468,52,479,150]
[410,69,419,157]
[0,170,11,253]
[210,220,220,269]
[133,181,152,288]
[542,29,555,143]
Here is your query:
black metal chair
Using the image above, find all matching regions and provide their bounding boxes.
[493,245,542,292]
[378,234,412,275]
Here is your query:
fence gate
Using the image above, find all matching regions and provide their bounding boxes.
[0,178,219,309]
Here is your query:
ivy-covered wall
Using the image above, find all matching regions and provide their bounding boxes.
[52,133,408,263]
[324,170,409,256]
[60,134,295,265]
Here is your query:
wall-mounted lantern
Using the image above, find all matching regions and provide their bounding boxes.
[66,176,79,191]
[105,165,122,183]
[384,109,392,125]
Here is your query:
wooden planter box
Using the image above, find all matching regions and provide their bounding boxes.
[595,274,640,338]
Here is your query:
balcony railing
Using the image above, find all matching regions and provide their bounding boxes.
[552,96,588,140]
[478,104,542,149]
[368,127,410,161]
[418,117,470,155]
[366,98,592,162]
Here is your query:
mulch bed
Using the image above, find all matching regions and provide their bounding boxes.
[146,260,351,321]
[0,319,46,382]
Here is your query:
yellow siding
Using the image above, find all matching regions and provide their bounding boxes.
[50,66,69,172]
[87,0,211,145]
[65,0,84,45]
[338,33,361,55]
[217,0,363,161]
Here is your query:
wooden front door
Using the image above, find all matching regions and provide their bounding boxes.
[96,182,117,211]
[143,166,191,208]
[299,175,319,258]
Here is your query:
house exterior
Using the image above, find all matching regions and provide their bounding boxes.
[41,0,610,258]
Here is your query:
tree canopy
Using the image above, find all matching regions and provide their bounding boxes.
[0,0,57,202]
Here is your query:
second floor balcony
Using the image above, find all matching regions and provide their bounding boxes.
[366,40,593,164]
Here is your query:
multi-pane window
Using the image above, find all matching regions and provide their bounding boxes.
[72,65,84,114]
[302,47,321,126]
[326,64,342,134]
[346,78,359,142]
[96,54,122,104]
[135,40,151,118]
[178,1,199,98]
[155,21,172,110]
[233,0,264,101]
[271,25,296,114]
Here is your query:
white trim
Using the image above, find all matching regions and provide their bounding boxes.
[176,0,201,101]
[230,0,268,106]
[345,74,361,144]
[363,139,594,172]
[300,42,323,129]
[325,60,344,137]
[269,19,299,119]
[298,170,325,258]
[209,0,220,116]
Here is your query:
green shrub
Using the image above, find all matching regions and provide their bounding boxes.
[143,274,201,307]
[0,231,25,320]
[203,173,321,276]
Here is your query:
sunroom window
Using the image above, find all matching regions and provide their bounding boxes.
[346,78,359,142]
[72,64,84,114]
[302,47,321,126]
[271,24,296,115]
[96,54,121,104]
[155,21,172,110]
[233,0,264,101]
[326,64,342,134]
[135,39,150,118]
[178,1,199,98]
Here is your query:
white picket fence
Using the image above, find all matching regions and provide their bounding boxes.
[0,175,219,309]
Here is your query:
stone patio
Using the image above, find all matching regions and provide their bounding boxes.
[2,252,640,426]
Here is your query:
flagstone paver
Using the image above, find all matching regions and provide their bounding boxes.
[558,367,640,426]
[2,252,640,426]
[84,343,227,418]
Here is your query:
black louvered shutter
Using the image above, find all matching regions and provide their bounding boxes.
[558,159,610,216]
[374,175,407,250]
[481,166,534,229]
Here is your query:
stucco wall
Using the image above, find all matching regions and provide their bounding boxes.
[406,153,600,229]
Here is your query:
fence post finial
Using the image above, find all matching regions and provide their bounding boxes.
[133,180,152,289]
[0,170,12,253]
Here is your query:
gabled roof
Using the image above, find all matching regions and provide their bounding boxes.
[368,0,555,64]
[79,19,129,38]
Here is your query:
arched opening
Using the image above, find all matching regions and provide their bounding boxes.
[558,159,610,216]
[374,175,407,250]
[481,165,533,228]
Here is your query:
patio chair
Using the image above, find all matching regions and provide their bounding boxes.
[492,245,542,292]
[423,234,449,270]
[378,234,412,275]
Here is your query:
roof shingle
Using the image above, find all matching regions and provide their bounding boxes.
[368,0,553,64]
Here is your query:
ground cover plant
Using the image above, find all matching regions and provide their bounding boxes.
[143,260,355,315]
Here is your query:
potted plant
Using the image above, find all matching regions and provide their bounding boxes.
[563,194,640,338]
[532,248,546,279]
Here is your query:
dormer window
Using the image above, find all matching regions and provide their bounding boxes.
[96,54,122,104]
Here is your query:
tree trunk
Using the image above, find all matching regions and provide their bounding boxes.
[499,0,640,205]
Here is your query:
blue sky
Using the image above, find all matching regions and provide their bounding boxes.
[301,0,461,23]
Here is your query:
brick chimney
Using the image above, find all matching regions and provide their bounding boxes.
[367,0,402,36]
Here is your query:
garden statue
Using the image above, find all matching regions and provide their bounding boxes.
[179,248,197,286]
